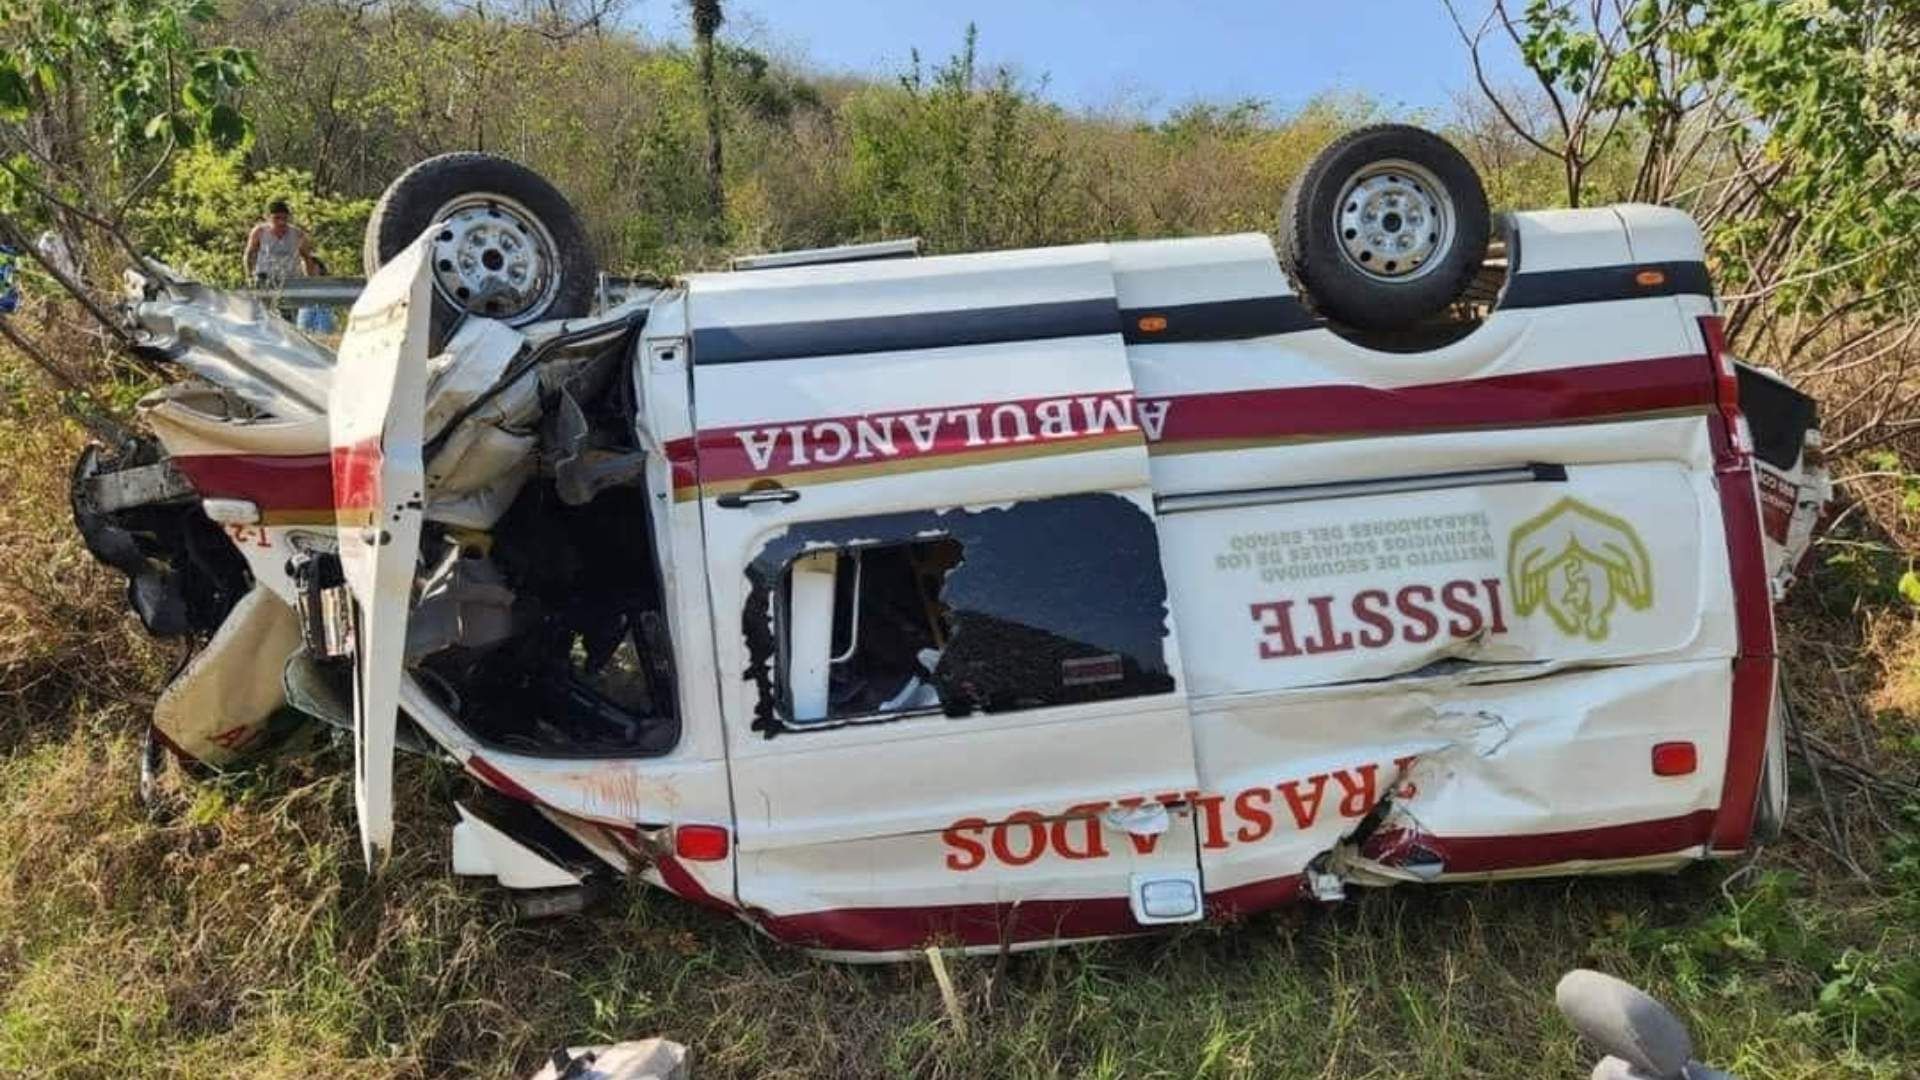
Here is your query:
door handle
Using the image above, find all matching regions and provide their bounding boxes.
[717,487,800,508]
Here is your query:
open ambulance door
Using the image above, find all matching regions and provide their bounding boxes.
[330,237,433,867]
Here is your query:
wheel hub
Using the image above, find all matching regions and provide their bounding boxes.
[427,195,559,324]
[1334,161,1453,282]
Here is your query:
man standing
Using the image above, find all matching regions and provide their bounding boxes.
[243,199,320,285]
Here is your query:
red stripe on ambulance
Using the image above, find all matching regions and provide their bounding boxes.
[1143,354,1714,447]
[693,390,1142,483]
[671,353,1713,493]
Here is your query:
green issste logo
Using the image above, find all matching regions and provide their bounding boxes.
[1507,497,1654,642]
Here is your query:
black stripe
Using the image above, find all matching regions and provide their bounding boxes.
[1119,295,1320,343]
[691,297,1119,365]
[1498,260,1713,310]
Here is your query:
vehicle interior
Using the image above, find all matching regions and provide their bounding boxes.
[410,319,682,757]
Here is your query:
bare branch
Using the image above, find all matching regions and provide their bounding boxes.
[1442,0,1563,159]
[0,212,133,349]
[1720,238,1902,304]
[0,319,134,445]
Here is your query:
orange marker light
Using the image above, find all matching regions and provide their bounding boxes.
[674,823,731,861]
[1137,314,1168,333]
[1651,741,1698,777]
[1635,268,1668,287]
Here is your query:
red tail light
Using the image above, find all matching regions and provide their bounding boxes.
[1651,741,1698,777]
[1699,315,1750,456]
[674,823,731,862]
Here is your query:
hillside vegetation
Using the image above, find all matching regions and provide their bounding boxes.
[1,2,1918,1077]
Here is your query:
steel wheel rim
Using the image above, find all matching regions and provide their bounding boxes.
[427,193,561,325]
[1333,159,1454,283]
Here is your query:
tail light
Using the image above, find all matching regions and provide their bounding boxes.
[1651,741,1698,777]
[674,823,731,862]
[1699,315,1750,456]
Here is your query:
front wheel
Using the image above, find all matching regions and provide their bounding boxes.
[363,152,597,337]
[1279,124,1490,331]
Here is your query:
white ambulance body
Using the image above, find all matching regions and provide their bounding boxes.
[79,142,1829,960]
[304,204,1787,959]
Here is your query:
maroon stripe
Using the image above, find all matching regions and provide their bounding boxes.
[1712,656,1776,853]
[1150,355,1715,446]
[331,436,382,512]
[690,390,1139,486]
[466,754,540,804]
[653,855,738,914]
[1700,312,1777,853]
[666,437,700,491]
[673,355,1715,493]
[172,452,335,512]
[1362,810,1717,874]
[755,811,1722,952]
[1205,873,1306,920]
[1708,460,1778,853]
[755,896,1143,952]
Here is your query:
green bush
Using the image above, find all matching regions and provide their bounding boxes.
[128,145,370,286]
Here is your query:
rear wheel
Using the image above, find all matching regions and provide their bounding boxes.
[1280,124,1489,331]
[363,153,597,339]
[1752,675,1793,845]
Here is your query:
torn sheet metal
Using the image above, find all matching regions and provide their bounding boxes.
[423,319,529,438]
[152,586,305,766]
[451,802,585,889]
[76,458,195,512]
[126,272,334,418]
[406,546,519,660]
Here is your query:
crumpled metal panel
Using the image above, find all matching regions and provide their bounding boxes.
[152,585,305,766]
[126,271,335,418]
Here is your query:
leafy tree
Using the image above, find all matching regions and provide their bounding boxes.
[0,0,256,423]
[691,0,725,232]
[0,0,256,256]
[844,24,1073,251]
[1449,0,1919,453]
[128,145,370,287]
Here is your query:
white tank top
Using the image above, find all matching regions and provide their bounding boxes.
[254,225,304,280]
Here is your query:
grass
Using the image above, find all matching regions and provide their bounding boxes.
[3,366,1918,1078]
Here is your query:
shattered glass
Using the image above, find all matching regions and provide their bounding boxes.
[743,491,1177,734]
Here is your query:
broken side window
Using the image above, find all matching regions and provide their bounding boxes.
[744,492,1176,733]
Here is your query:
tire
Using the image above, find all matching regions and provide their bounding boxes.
[363,152,597,341]
[1752,675,1792,845]
[1280,124,1489,331]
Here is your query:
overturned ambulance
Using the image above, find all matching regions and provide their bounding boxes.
[74,128,1830,960]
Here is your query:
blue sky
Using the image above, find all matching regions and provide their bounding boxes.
[630,1,1527,118]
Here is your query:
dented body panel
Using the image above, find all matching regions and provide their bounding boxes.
[81,204,1827,961]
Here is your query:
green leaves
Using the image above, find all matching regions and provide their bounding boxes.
[2,0,259,161]
[1899,569,1920,607]
[1507,0,1918,325]
[125,145,371,289]
[0,62,29,121]
[204,104,246,150]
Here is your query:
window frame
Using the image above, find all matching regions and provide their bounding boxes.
[741,492,1178,738]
